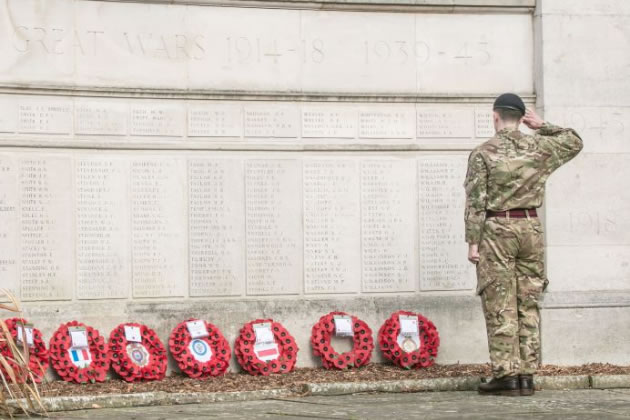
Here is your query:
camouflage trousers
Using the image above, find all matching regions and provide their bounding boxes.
[477,217,547,379]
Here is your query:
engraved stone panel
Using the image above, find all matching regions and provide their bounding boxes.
[76,158,130,299]
[416,108,473,138]
[302,107,357,139]
[303,160,360,294]
[18,99,72,134]
[130,104,185,137]
[245,160,302,295]
[19,156,74,301]
[244,107,299,138]
[359,108,415,139]
[131,158,187,298]
[189,159,245,297]
[414,13,533,96]
[546,154,630,247]
[544,107,630,154]
[0,155,19,299]
[188,105,243,138]
[360,159,417,292]
[0,98,16,133]
[418,155,474,290]
[75,101,128,136]
[0,2,534,95]
[475,109,495,138]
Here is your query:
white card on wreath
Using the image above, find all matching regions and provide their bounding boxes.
[124,325,142,343]
[399,315,419,337]
[333,315,354,337]
[17,324,34,347]
[253,322,274,344]
[68,327,88,348]
[186,320,209,338]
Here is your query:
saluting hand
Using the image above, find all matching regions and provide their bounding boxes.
[522,108,544,130]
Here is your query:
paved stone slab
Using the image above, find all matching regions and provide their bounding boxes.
[51,390,630,419]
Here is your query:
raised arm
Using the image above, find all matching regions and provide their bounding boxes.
[523,108,584,170]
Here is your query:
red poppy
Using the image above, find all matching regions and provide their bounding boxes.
[168,318,230,379]
[49,321,109,383]
[107,323,167,382]
[234,319,298,376]
[377,311,440,370]
[310,311,374,370]
[0,318,49,383]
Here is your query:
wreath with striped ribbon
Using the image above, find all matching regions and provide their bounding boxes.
[49,321,109,383]
[234,319,298,376]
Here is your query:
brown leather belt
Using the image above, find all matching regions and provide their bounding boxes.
[486,209,538,218]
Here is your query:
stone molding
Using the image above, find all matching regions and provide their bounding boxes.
[95,0,536,13]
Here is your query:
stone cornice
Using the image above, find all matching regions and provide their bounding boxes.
[92,0,536,13]
[0,84,535,103]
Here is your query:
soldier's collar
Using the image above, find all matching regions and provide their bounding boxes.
[497,127,521,136]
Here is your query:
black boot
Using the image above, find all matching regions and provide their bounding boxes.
[519,374,535,396]
[478,376,520,396]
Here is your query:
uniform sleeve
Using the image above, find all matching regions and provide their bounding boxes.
[536,122,584,171]
[464,150,488,244]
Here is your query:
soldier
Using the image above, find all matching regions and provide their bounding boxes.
[464,93,583,396]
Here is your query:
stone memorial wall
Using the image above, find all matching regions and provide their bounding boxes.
[0,0,628,370]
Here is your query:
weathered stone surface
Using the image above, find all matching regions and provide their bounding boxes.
[591,375,630,390]
[0,0,626,375]
[0,1,533,95]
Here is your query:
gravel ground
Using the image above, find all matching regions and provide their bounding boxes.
[26,363,630,398]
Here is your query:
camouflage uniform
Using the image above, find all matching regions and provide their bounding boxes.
[464,123,583,378]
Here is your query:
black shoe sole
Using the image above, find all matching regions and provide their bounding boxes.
[478,389,521,397]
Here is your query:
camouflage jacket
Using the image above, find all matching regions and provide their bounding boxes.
[464,123,583,244]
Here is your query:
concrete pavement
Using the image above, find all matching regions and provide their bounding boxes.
[49,389,630,419]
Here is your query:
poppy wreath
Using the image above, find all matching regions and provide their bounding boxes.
[108,323,167,382]
[310,311,374,370]
[49,321,109,383]
[0,318,49,383]
[168,319,231,379]
[377,310,440,369]
[234,319,298,376]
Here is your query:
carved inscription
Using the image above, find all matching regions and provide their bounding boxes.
[360,160,417,292]
[245,160,302,295]
[416,108,474,138]
[475,109,495,138]
[188,105,242,137]
[75,102,127,136]
[131,158,187,297]
[359,109,415,139]
[418,155,474,290]
[244,108,299,138]
[18,100,72,134]
[130,105,185,137]
[19,157,74,300]
[1,4,533,94]
[303,160,360,294]
[76,158,130,299]
[302,108,357,138]
[189,159,245,296]
[0,155,19,299]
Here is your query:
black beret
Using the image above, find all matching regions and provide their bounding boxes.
[493,93,526,116]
